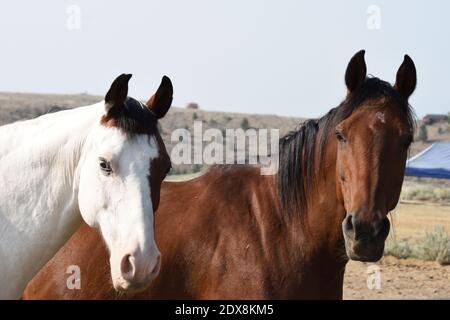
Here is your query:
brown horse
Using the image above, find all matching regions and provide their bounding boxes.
[23,50,416,299]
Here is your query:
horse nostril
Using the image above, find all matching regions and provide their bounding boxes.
[120,254,136,281]
[373,218,390,238]
[345,214,354,231]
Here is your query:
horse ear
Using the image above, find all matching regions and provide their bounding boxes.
[146,76,173,119]
[345,50,367,94]
[394,55,416,100]
[105,74,132,112]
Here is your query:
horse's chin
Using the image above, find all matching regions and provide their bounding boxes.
[113,277,155,294]
[344,240,385,262]
[346,251,383,262]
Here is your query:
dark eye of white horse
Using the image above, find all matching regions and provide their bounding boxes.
[99,158,113,176]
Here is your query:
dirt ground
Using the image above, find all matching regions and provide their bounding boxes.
[343,202,450,299]
[344,256,450,299]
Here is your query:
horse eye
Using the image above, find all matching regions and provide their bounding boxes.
[99,158,112,175]
[335,130,346,143]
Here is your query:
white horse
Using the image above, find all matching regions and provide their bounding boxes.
[0,74,173,299]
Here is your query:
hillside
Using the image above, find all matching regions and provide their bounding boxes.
[0,92,301,173]
[0,92,448,173]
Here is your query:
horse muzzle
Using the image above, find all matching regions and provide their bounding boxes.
[342,212,390,262]
[111,247,161,293]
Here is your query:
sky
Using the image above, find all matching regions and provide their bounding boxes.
[0,0,448,118]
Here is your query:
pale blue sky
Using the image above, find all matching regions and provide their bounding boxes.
[0,1,448,118]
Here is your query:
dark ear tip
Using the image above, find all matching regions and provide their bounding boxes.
[401,55,416,75]
[162,75,172,84]
[352,50,365,60]
[115,73,132,82]
[395,54,417,98]
[348,50,366,66]
[161,75,173,91]
[403,54,415,66]
[105,73,132,106]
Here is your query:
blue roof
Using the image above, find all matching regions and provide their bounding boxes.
[405,142,450,179]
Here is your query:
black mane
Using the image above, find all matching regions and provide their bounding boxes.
[102,97,159,137]
[277,77,415,220]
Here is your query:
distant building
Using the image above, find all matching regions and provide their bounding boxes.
[422,114,448,125]
[186,102,199,110]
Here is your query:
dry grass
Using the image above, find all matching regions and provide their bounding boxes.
[386,203,450,264]
[401,185,450,203]
[389,203,450,241]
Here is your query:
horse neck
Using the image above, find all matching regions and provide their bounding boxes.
[0,102,104,298]
[266,133,347,298]
[307,135,346,253]
[281,131,347,272]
